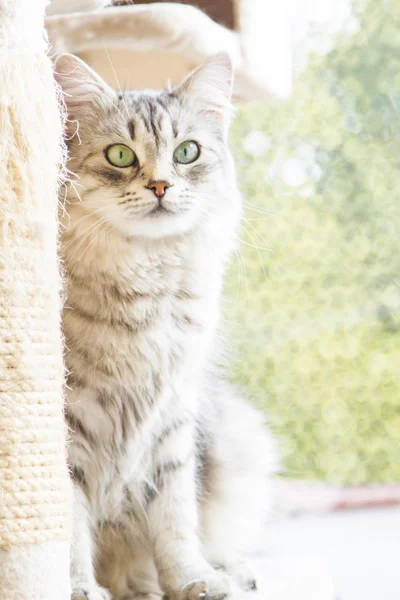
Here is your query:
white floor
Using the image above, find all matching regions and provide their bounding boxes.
[258,506,400,600]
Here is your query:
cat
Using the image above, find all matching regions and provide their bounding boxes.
[55,52,277,600]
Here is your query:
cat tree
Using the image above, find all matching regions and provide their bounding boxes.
[45,0,292,102]
[0,2,289,596]
[0,1,332,599]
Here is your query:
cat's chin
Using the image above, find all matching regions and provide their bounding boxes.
[118,211,199,240]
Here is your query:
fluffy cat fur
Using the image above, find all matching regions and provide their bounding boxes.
[55,52,277,600]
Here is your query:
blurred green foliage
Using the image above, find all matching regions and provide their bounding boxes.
[226,0,400,483]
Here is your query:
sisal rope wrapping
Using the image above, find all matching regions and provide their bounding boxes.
[0,52,70,548]
[0,0,71,560]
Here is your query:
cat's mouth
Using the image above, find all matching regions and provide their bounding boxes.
[148,203,173,217]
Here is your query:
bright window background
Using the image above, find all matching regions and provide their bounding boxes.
[226,0,400,484]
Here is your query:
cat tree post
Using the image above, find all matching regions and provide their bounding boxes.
[0,1,71,599]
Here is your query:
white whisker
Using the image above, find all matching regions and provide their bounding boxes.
[101,39,130,119]
[243,201,274,215]
[69,221,113,278]
[243,218,271,249]
[66,217,110,265]
[235,233,274,254]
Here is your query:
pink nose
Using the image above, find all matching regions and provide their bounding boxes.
[147,180,172,198]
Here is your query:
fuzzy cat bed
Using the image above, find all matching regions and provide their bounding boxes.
[45,0,292,102]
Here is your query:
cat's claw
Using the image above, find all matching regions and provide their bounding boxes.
[170,572,235,600]
[215,560,258,592]
[122,595,162,600]
[72,585,112,600]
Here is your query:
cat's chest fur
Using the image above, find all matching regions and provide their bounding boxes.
[64,234,220,384]
[64,233,221,516]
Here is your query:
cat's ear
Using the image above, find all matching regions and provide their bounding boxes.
[54,53,115,119]
[174,52,234,122]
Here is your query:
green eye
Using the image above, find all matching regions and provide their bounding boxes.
[106,144,136,168]
[173,140,200,164]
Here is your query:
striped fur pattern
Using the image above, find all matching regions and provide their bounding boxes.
[55,53,277,600]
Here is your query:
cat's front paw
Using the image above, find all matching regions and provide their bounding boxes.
[121,595,162,600]
[215,560,258,592]
[170,571,235,600]
[122,595,163,600]
[72,584,112,600]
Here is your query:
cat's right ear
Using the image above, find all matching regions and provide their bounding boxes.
[54,53,115,118]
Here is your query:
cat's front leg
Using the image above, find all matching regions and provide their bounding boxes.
[71,483,111,600]
[147,422,235,600]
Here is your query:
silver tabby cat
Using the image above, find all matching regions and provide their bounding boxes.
[55,52,277,600]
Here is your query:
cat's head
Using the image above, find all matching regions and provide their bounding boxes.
[55,53,239,239]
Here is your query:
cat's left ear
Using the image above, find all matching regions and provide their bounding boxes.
[174,52,234,125]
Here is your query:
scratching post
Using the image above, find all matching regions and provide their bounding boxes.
[45,0,292,102]
[0,1,71,598]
